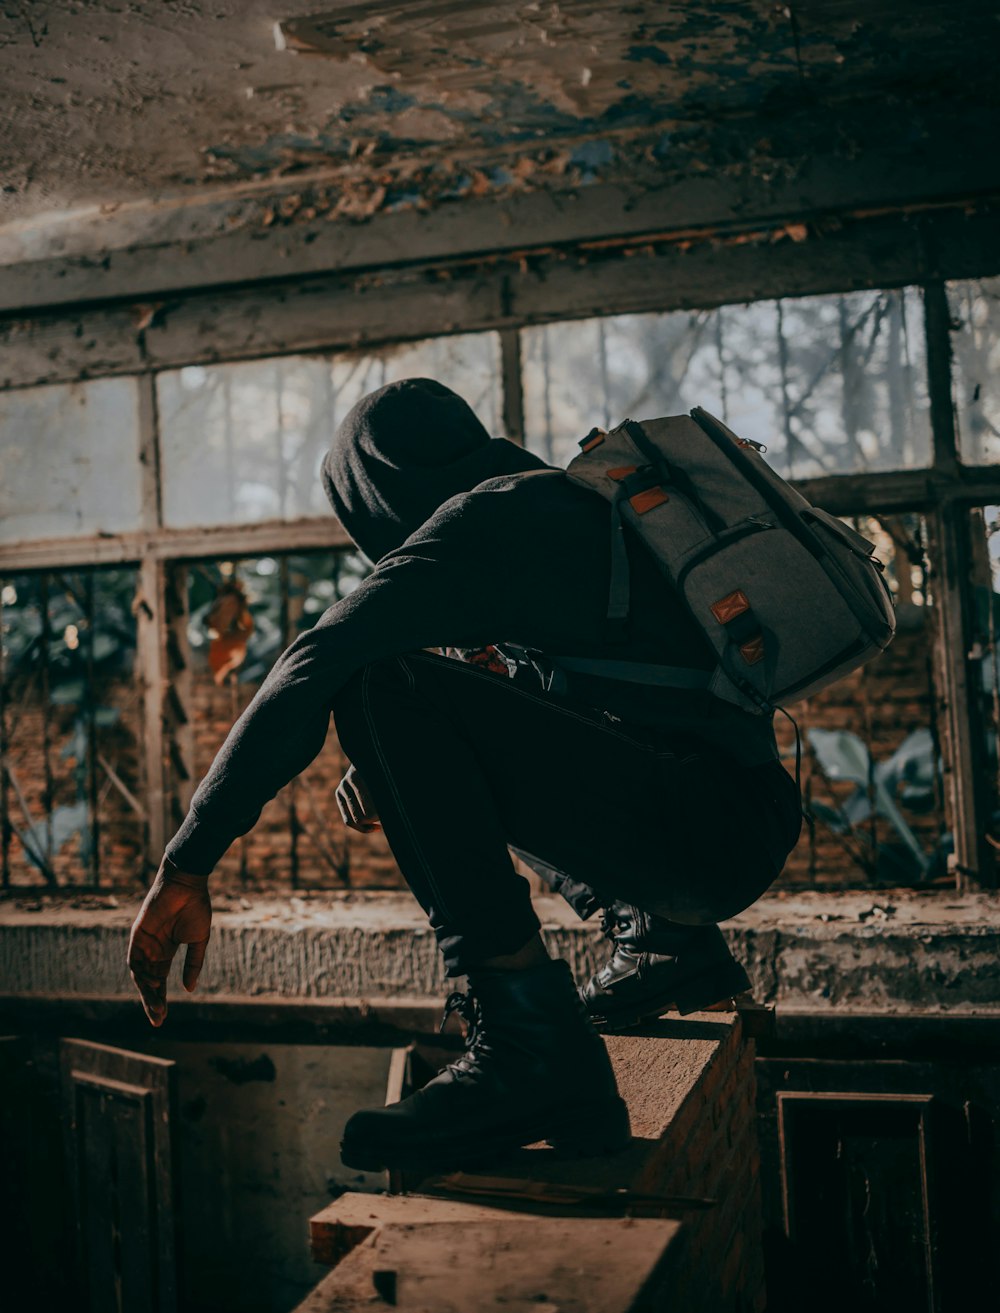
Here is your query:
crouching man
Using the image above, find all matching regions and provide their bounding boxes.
[127,378,801,1173]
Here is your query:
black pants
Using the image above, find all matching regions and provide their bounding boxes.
[332,650,802,976]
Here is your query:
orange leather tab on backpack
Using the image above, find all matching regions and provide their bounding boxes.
[582,431,606,452]
[606,465,637,482]
[629,486,669,514]
[739,635,765,665]
[710,589,751,624]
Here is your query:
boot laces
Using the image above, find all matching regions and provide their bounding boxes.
[439,989,481,1046]
[438,989,495,1079]
[599,906,628,942]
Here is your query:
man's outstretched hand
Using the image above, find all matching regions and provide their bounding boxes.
[127,860,212,1027]
[336,763,381,833]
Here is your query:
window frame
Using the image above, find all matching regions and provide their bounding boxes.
[1,225,998,891]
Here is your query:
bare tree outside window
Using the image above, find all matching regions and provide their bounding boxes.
[521,290,931,478]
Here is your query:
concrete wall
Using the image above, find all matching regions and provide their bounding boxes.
[6,1032,393,1313]
[156,1039,391,1313]
[3,890,1000,1014]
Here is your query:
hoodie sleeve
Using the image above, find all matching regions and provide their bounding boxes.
[164,495,520,875]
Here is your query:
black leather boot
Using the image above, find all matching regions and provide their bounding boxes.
[340,958,631,1173]
[582,904,752,1032]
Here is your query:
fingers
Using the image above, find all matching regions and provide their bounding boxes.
[133,974,167,1027]
[183,936,210,993]
[354,775,380,827]
[336,779,365,831]
[128,944,172,1027]
[336,770,381,832]
[335,781,351,827]
[127,875,215,1024]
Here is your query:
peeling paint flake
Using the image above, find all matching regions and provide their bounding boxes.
[3,0,998,252]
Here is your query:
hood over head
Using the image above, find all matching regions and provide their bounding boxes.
[321,377,551,563]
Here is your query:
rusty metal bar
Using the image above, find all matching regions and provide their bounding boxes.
[83,572,100,886]
[163,563,195,839]
[0,577,9,888]
[279,554,300,890]
[39,574,54,862]
[136,557,166,873]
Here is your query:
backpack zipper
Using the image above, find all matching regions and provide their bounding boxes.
[691,408,828,562]
[674,518,775,593]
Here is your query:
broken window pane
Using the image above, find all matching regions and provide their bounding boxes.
[173,549,412,891]
[773,513,951,891]
[948,277,1000,464]
[0,567,144,888]
[522,289,931,478]
[0,378,143,544]
[157,333,502,529]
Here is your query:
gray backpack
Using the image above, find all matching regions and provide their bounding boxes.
[510,408,896,797]
[546,406,896,714]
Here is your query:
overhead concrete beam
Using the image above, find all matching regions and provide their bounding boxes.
[2,106,999,316]
[3,199,998,395]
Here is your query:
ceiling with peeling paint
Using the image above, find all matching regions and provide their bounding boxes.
[1,0,997,237]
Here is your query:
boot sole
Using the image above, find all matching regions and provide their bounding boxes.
[588,960,753,1033]
[340,1095,632,1174]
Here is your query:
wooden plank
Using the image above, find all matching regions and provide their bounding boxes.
[296,1217,683,1313]
[61,1039,178,1313]
[3,116,1000,314]
[0,515,352,572]
[922,281,996,890]
[6,460,1000,575]
[136,374,166,871]
[311,1191,522,1267]
[3,201,999,393]
[926,503,995,889]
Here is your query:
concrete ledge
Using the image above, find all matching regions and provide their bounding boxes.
[737,890,1000,1012]
[1,889,999,1013]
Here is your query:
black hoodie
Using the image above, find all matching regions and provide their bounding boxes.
[166,378,779,875]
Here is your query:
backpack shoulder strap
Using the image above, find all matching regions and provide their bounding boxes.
[543,657,713,693]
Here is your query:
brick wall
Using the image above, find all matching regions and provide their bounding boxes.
[1,671,145,889]
[188,669,401,893]
[188,602,947,896]
[773,606,947,890]
[3,601,950,897]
